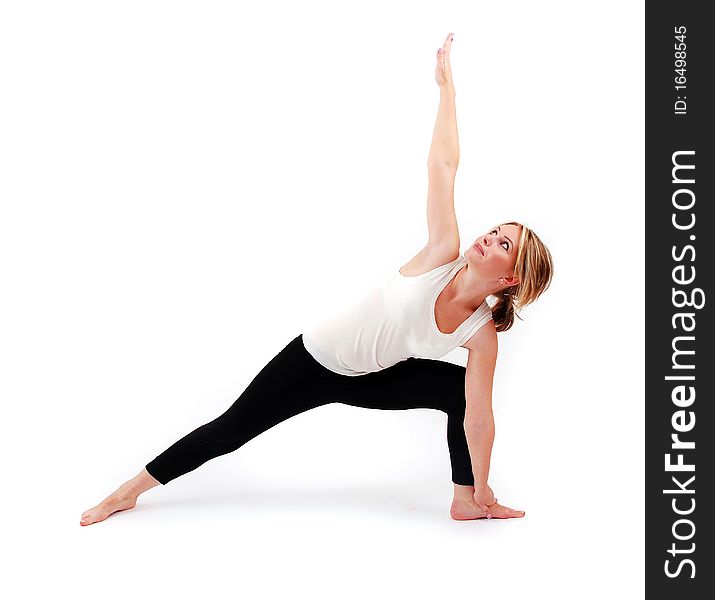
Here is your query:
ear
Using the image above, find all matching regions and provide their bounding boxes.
[504,275,520,287]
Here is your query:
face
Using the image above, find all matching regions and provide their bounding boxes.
[466,224,522,286]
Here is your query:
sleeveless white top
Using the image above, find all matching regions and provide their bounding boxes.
[302,253,493,376]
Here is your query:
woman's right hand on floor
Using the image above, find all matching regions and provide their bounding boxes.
[473,483,497,515]
[474,484,526,519]
[483,502,526,519]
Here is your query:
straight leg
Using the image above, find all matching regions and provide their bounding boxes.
[145,335,336,484]
[81,335,335,525]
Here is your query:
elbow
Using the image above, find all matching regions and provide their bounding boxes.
[427,158,459,172]
[463,414,495,430]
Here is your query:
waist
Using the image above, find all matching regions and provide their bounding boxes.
[300,333,369,378]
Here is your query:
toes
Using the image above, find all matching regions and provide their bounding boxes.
[80,507,102,526]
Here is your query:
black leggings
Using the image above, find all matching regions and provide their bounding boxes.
[145,334,475,486]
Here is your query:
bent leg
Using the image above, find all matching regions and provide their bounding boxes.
[445,390,474,486]
[334,357,475,485]
[145,335,336,484]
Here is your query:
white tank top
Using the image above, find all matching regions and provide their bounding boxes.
[302,253,493,376]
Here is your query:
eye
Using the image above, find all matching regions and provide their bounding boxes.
[489,229,509,251]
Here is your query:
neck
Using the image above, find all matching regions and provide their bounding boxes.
[451,263,498,310]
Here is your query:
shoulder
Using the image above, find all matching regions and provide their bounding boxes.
[399,242,460,277]
[460,318,498,357]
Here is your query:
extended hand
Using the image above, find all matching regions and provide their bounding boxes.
[473,485,526,519]
[451,489,526,521]
[473,483,496,515]
[434,32,454,88]
[481,501,526,519]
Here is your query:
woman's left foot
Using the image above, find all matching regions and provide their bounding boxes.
[450,498,525,521]
[80,494,137,526]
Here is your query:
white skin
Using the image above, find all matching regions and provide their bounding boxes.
[456,224,522,306]
[448,223,525,521]
[81,469,160,525]
[435,33,524,520]
[79,229,525,525]
[81,35,525,527]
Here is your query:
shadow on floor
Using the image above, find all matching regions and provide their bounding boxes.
[137,483,447,519]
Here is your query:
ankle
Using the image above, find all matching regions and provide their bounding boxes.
[115,469,161,500]
[115,481,142,501]
[452,483,476,502]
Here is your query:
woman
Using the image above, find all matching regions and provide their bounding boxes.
[81,33,553,526]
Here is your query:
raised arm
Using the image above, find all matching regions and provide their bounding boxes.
[400,35,461,276]
[426,33,460,250]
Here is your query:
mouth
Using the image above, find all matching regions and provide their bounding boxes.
[474,242,484,256]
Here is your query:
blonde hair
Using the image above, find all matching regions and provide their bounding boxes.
[491,221,553,332]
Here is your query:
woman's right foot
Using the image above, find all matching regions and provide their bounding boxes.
[450,498,525,521]
[80,494,137,526]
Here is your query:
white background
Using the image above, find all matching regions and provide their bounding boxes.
[1,1,644,598]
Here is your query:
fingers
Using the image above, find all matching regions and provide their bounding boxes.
[437,33,454,61]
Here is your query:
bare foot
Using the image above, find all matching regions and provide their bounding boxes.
[80,494,137,526]
[450,498,525,521]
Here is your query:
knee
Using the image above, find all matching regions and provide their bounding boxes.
[447,405,466,426]
[445,380,467,416]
